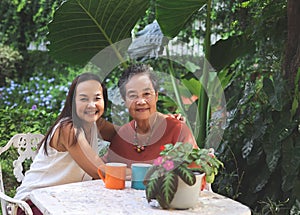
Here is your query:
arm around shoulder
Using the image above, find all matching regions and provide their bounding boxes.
[96,118,119,142]
[59,124,105,179]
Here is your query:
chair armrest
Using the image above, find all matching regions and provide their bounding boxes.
[0,191,33,215]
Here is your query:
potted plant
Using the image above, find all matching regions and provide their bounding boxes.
[143,142,223,209]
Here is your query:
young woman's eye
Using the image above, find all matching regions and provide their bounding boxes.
[96,96,102,100]
[80,98,88,101]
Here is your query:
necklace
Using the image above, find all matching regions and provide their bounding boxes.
[133,125,151,153]
[133,114,157,153]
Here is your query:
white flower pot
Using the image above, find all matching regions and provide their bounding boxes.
[169,173,205,209]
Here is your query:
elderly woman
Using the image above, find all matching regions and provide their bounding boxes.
[107,64,198,167]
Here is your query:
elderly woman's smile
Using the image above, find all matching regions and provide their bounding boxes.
[135,107,150,112]
[124,73,158,123]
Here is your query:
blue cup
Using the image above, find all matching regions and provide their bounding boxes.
[131,163,152,190]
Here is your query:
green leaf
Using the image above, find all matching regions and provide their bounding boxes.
[217,68,234,89]
[249,164,271,193]
[201,161,213,177]
[155,0,206,38]
[161,172,178,206]
[47,0,150,65]
[210,35,255,71]
[205,173,215,184]
[291,68,300,118]
[282,174,297,192]
[263,141,281,172]
[185,61,200,73]
[174,165,196,186]
[282,137,300,191]
[290,199,300,215]
[145,171,162,202]
[159,95,177,109]
[182,77,201,97]
[144,165,158,185]
[263,77,282,111]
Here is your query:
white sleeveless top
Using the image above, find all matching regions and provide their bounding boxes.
[14,120,99,200]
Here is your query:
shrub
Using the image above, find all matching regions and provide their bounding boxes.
[0,44,22,86]
[216,72,300,214]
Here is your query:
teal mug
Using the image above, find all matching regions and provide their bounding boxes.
[131,163,152,190]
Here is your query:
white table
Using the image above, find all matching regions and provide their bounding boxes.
[30,180,251,215]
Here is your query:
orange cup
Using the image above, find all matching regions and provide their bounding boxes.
[98,163,127,189]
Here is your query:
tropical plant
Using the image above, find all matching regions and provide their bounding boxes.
[215,70,300,214]
[144,142,223,209]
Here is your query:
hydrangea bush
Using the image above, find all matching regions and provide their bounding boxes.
[0,75,70,112]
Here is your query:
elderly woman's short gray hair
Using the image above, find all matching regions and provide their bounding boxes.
[118,64,158,100]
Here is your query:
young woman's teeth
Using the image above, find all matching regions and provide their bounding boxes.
[86,111,95,115]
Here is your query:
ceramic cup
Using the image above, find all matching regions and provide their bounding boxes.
[98,162,127,189]
[131,163,152,190]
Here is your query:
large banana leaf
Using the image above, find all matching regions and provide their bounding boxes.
[155,0,255,72]
[47,0,149,65]
[155,0,207,38]
[210,35,256,71]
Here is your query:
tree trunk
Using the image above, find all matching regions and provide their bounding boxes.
[284,0,300,90]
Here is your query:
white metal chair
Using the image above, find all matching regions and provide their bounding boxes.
[0,133,44,215]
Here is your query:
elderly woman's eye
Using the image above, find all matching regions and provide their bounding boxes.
[128,94,138,100]
[144,92,152,98]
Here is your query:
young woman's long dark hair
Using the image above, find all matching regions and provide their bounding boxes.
[41,73,107,155]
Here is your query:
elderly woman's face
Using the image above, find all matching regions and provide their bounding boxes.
[124,73,158,121]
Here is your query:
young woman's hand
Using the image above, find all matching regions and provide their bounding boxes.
[168,113,186,122]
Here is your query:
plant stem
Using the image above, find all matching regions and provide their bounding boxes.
[166,48,192,130]
[197,0,211,148]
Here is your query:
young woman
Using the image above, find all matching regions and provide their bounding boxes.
[15,73,110,214]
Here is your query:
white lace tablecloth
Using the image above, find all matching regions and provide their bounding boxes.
[30,180,251,215]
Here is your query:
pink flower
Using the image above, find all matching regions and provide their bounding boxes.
[153,156,164,166]
[163,160,174,171]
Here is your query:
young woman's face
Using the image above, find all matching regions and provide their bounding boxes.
[124,73,158,121]
[75,80,104,124]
